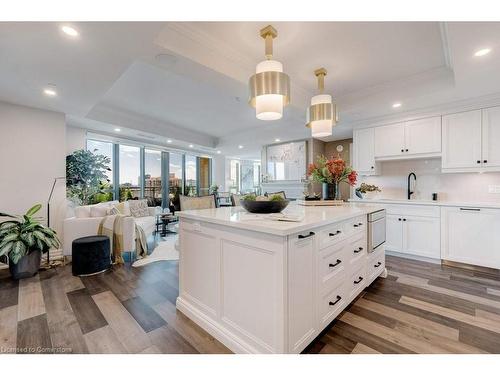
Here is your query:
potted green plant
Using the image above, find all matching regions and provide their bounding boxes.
[0,204,60,280]
[355,183,381,199]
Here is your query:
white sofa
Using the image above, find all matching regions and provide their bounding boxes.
[63,201,161,256]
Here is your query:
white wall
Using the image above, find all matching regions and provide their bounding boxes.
[66,126,86,155]
[359,158,500,203]
[0,101,66,244]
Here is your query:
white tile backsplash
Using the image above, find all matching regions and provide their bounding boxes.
[358,158,500,203]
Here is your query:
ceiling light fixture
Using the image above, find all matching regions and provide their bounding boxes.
[114,128,121,132]
[474,48,491,57]
[167,139,172,143]
[61,25,79,37]
[43,85,57,97]
[248,25,290,121]
[392,102,402,108]
[189,144,194,148]
[238,145,244,149]
[216,150,221,154]
[306,68,338,138]
[275,138,281,142]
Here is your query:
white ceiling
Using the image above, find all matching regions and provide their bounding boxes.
[1,22,500,159]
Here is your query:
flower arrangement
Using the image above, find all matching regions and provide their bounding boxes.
[307,155,358,186]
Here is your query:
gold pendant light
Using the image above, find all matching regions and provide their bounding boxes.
[249,25,290,121]
[306,68,338,138]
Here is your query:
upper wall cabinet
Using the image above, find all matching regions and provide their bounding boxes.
[353,128,378,176]
[481,106,500,169]
[374,116,441,160]
[442,107,500,172]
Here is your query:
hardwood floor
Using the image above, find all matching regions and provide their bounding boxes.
[1,254,500,354]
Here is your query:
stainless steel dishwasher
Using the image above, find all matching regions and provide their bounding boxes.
[367,209,386,252]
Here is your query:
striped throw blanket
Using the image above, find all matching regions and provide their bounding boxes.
[98,214,148,264]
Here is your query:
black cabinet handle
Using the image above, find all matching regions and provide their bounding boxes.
[329,230,341,237]
[477,160,481,164]
[460,207,481,212]
[484,160,488,163]
[374,262,382,268]
[354,276,364,284]
[398,218,402,221]
[403,218,406,221]
[401,149,404,153]
[371,166,374,169]
[405,149,409,152]
[298,231,315,239]
[353,224,358,228]
[354,247,363,254]
[329,296,342,306]
[329,259,342,268]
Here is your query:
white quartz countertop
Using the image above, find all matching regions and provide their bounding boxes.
[175,202,383,236]
[348,198,500,209]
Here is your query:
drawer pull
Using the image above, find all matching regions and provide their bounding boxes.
[353,224,359,228]
[329,259,342,268]
[460,207,481,212]
[353,276,364,284]
[374,262,382,268]
[358,222,363,226]
[329,230,342,237]
[329,296,342,306]
[298,231,315,239]
[354,247,363,254]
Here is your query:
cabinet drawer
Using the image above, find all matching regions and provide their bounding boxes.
[347,265,367,301]
[366,249,385,284]
[384,204,440,218]
[318,240,348,291]
[318,278,347,328]
[319,222,345,249]
[346,233,367,267]
[343,216,367,237]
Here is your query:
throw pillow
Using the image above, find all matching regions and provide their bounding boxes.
[108,206,121,215]
[115,201,131,216]
[128,199,149,217]
[90,205,109,218]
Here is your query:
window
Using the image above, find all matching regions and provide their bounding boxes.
[185,155,197,196]
[86,139,114,202]
[119,145,140,201]
[229,159,240,193]
[169,152,183,209]
[144,149,162,206]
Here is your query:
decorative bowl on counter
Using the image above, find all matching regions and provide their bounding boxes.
[240,199,290,214]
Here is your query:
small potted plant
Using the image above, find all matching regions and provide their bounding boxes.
[0,204,60,279]
[355,183,382,199]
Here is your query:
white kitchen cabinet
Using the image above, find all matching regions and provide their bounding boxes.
[404,216,440,259]
[373,117,441,160]
[404,117,441,156]
[353,128,378,175]
[481,106,500,169]
[385,214,403,252]
[384,206,440,260]
[442,110,482,171]
[374,123,405,158]
[441,207,500,269]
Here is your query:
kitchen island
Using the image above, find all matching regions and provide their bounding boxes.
[175,203,386,353]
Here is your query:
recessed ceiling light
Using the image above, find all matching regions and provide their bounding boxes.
[61,26,79,37]
[238,145,244,149]
[114,128,121,132]
[43,87,57,97]
[216,150,221,154]
[189,144,194,148]
[167,139,172,143]
[392,102,402,108]
[275,138,281,142]
[474,48,491,57]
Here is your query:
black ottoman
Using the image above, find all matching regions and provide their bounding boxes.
[72,236,111,276]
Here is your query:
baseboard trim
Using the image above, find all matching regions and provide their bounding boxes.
[441,259,500,276]
[386,251,441,264]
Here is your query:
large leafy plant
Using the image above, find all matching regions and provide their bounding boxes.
[0,204,60,264]
[66,149,111,205]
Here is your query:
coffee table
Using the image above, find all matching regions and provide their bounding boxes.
[155,213,179,237]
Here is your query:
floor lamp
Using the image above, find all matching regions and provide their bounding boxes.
[46,176,66,267]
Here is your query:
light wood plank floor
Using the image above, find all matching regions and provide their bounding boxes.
[1,255,500,354]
